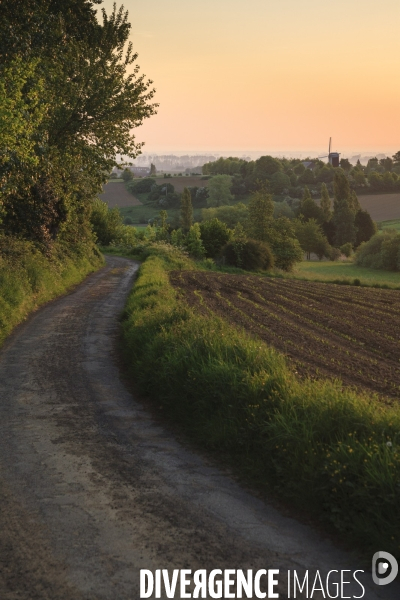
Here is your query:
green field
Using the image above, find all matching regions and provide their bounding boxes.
[294,260,400,288]
[380,218,400,232]
[119,200,203,226]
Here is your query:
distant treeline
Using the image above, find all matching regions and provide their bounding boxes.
[202,154,400,196]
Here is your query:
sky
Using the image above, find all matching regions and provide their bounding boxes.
[100,0,400,156]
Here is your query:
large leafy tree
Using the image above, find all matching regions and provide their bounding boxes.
[0,0,157,248]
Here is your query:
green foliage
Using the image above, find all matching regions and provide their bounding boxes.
[202,156,247,176]
[298,169,315,184]
[340,242,353,257]
[273,200,294,220]
[207,175,233,207]
[122,168,134,182]
[355,209,377,247]
[319,183,332,222]
[0,235,102,346]
[185,223,205,259]
[332,170,357,247]
[90,199,123,246]
[199,218,230,258]
[121,255,400,558]
[295,219,331,260]
[0,2,157,249]
[268,217,304,270]
[247,189,274,242]
[298,195,324,224]
[180,187,193,232]
[222,239,274,271]
[201,203,248,229]
[354,230,400,271]
[127,177,156,194]
[270,171,291,194]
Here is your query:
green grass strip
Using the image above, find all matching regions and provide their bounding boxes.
[121,252,400,560]
[0,241,103,346]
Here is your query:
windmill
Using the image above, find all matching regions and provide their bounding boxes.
[319,138,340,167]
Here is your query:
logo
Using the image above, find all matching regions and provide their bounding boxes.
[372,552,398,586]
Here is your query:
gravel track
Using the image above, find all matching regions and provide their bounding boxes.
[0,257,395,599]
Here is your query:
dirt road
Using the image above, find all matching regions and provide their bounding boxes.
[0,257,395,599]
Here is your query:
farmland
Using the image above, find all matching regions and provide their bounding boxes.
[152,174,210,193]
[293,260,400,288]
[357,193,400,221]
[99,181,143,207]
[170,271,400,400]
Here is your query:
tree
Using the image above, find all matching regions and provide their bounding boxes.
[122,168,133,181]
[333,169,350,203]
[380,157,393,171]
[253,155,282,179]
[349,190,361,212]
[207,175,233,206]
[90,199,122,245]
[392,151,400,167]
[0,2,157,249]
[199,218,230,258]
[180,187,193,231]
[354,209,377,247]
[267,217,303,271]
[298,169,315,184]
[320,183,332,222]
[247,189,274,242]
[332,170,357,247]
[270,171,291,194]
[315,165,334,183]
[201,203,248,229]
[150,163,156,175]
[298,190,324,223]
[339,158,352,171]
[294,219,330,260]
[185,223,205,259]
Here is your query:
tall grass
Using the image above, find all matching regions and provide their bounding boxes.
[121,252,400,559]
[0,237,103,345]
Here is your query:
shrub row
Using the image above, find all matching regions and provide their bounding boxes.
[121,251,400,560]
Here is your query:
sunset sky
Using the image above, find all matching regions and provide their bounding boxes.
[101,0,400,155]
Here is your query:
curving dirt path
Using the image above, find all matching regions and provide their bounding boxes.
[0,257,396,599]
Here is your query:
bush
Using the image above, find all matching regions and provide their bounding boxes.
[354,230,400,271]
[222,239,274,271]
[90,199,123,245]
[121,168,133,181]
[199,218,230,258]
[124,216,133,225]
[126,177,155,194]
[329,247,342,261]
[340,242,353,257]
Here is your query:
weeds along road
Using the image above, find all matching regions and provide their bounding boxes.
[0,256,395,600]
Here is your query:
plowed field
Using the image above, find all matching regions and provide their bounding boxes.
[170,271,400,400]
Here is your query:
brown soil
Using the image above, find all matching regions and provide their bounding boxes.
[170,271,400,401]
[99,182,142,207]
[357,193,400,221]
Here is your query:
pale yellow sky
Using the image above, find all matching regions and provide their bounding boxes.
[101,0,400,154]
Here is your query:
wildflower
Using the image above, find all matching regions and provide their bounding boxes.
[387,441,393,448]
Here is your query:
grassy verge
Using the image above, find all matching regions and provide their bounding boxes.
[121,249,400,560]
[292,260,400,289]
[0,238,103,346]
